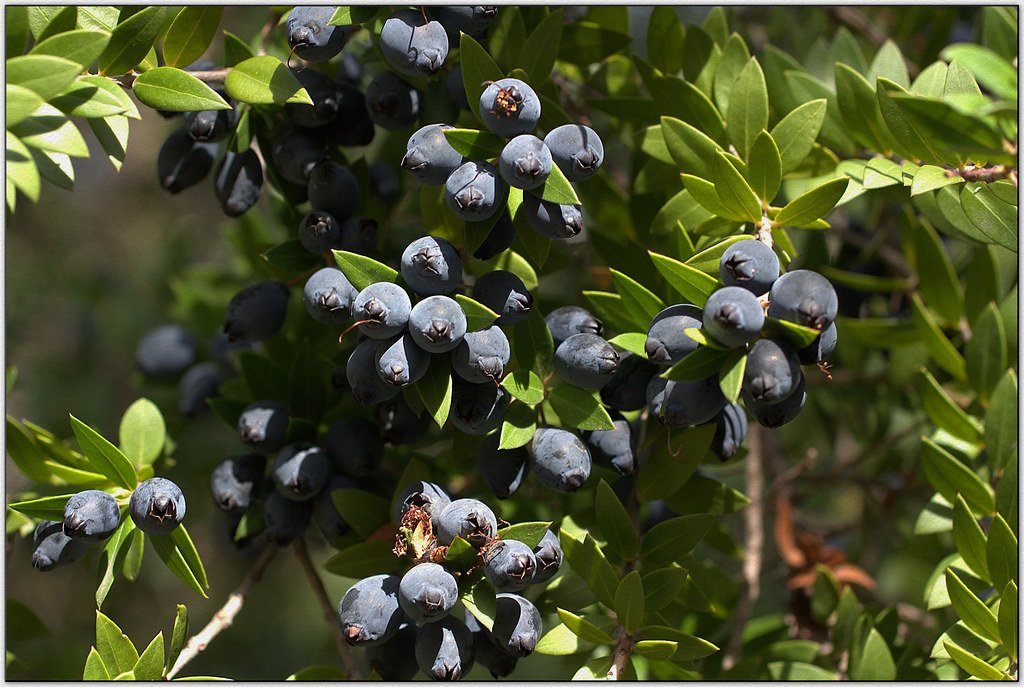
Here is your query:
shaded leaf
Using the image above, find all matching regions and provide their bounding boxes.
[162,7,223,69]
[225,56,313,105]
[132,67,231,112]
[98,6,166,76]
[70,414,137,490]
[595,479,637,560]
[547,386,615,431]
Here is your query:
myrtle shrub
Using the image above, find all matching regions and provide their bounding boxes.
[5,5,1018,682]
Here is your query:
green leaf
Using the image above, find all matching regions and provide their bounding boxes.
[9,104,89,158]
[718,348,747,403]
[556,608,615,645]
[636,423,715,502]
[640,513,715,563]
[95,517,136,610]
[747,130,782,204]
[646,6,684,75]
[441,128,505,160]
[118,398,165,468]
[500,370,545,405]
[70,414,137,490]
[452,294,498,332]
[998,580,1017,660]
[557,20,632,66]
[985,369,1018,471]
[95,611,139,676]
[496,521,550,549]
[286,665,348,681]
[6,84,45,127]
[775,177,849,227]
[614,570,645,635]
[659,115,723,179]
[123,530,144,581]
[661,346,731,383]
[329,7,379,25]
[88,114,129,172]
[170,524,208,589]
[84,647,110,680]
[941,43,1018,100]
[331,250,400,292]
[960,182,1017,253]
[6,54,82,100]
[648,251,719,306]
[559,529,619,608]
[890,93,1007,163]
[225,56,313,105]
[536,623,592,656]
[460,33,504,127]
[946,567,1000,642]
[909,293,967,380]
[835,63,891,153]
[680,173,748,222]
[547,386,615,431]
[610,269,665,329]
[943,640,1010,680]
[50,81,130,119]
[985,514,1017,595]
[98,6,166,76]
[461,577,497,632]
[607,332,647,358]
[162,7,222,69]
[850,627,896,680]
[221,30,253,67]
[29,29,111,71]
[641,566,688,613]
[913,219,965,326]
[498,400,537,450]
[415,355,452,429]
[518,8,563,84]
[323,541,398,579]
[910,164,965,196]
[132,66,231,112]
[651,190,714,237]
[713,33,752,115]
[437,537,476,573]
[513,308,554,379]
[712,150,761,223]
[919,369,982,448]
[330,489,390,539]
[533,164,581,206]
[6,416,56,483]
[770,99,827,175]
[595,479,638,560]
[8,494,76,520]
[726,57,769,160]
[767,662,839,680]
[635,625,719,660]
[810,565,841,624]
[133,633,164,681]
[149,529,208,599]
[965,303,1007,404]
[920,436,994,516]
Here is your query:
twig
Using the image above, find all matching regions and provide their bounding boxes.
[293,537,361,680]
[721,423,765,671]
[166,543,280,679]
[257,10,283,57]
[605,629,633,680]
[181,69,230,84]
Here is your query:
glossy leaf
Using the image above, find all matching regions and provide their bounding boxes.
[726,57,769,159]
[460,33,503,127]
[118,398,166,468]
[162,7,223,69]
[774,177,849,227]
[133,633,164,681]
[70,414,137,490]
[941,43,1017,100]
[595,479,637,560]
[985,369,1018,471]
[6,54,82,100]
[452,294,499,332]
[918,370,982,445]
[331,250,399,291]
[50,81,130,119]
[547,386,615,431]
[133,66,231,112]
[556,608,615,645]
[945,568,1000,642]
[329,7,380,25]
[536,623,592,656]
[660,115,722,179]
[95,611,139,676]
[498,400,536,450]
[680,173,749,222]
[224,56,313,105]
[330,489,390,540]
[661,346,731,383]
[610,268,664,329]
[496,521,550,549]
[959,182,1017,253]
[649,251,719,306]
[747,129,782,203]
[95,517,136,610]
[909,293,967,379]
[8,494,77,520]
[559,529,619,608]
[712,150,761,223]
[29,29,110,71]
[635,624,719,660]
[943,640,1010,680]
[850,627,896,680]
[221,30,253,67]
[98,6,166,76]
[442,128,505,160]
[641,566,688,613]
[415,356,452,430]
[770,98,827,175]
[718,348,747,403]
[83,648,109,681]
[951,494,990,582]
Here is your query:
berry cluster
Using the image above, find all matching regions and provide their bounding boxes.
[338,481,559,679]
[32,479,186,571]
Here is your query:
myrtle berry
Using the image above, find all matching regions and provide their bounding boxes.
[531,529,563,584]
[401,235,463,297]
[157,127,216,193]
[554,333,619,389]
[646,375,727,427]
[238,400,290,454]
[797,321,838,365]
[347,338,402,405]
[472,269,533,326]
[583,415,635,474]
[63,490,120,541]
[298,211,340,254]
[328,83,376,146]
[223,281,290,343]
[393,481,451,529]
[308,160,359,224]
[450,325,510,385]
[184,89,235,142]
[402,124,465,186]
[399,562,459,623]
[303,266,357,324]
[544,123,604,182]
[368,163,400,199]
[352,281,412,339]
[210,454,266,513]
[415,614,475,680]
[135,324,198,380]
[546,305,603,348]
[522,191,583,239]
[491,593,542,657]
[474,211,517,260]
[430,5,497,39]
[645,304,703,366]
[719,240,780,296]
[409,295,468,353]
[337,216,379,256]
[444,160,508,222]
[483,539,537,592]
[365,71,422,131]
[177,362,222,418]
[272,443,328,502]
[530,427,591,492]
[743,337,803,403]
[380,9,449,77]
[600,352,658,412]
[498,134,552,190]
[285,6,351,63]
[263,491,312,545]
[767,269,839,331]
[326,416,384,477]
[376,334,431,388]
[445,64,471,111]
[477,433,528,499]
[377,395,431,445]
[312,472,357,541]
[129,477,186,535]
[215,148,264,218]
[711,402,747,461]
[366,622,420,680]
[743,373,806,428]
[464,610,518,678]
[702,285,765,348]
[437,498,498,548]
[450,380,509,435]
[269,122,329,185]
[31,520,91,571]
[338,573,405,646]
[285,67,339,127]
[479,78,541,138]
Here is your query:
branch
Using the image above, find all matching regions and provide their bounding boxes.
[721,423,765,671]
[182,69,230,84]
[293,537,361,680]
[258,10,283,57]
[605,629,633,680]
[166,542,280,679]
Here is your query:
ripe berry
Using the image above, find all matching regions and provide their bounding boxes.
[366,622,420,680]
[380,9,449,77]
[545,306,603,348]
[271,443,329,502]
[554,333,619,389]
[393,481,451,529]
[479,78,541,138]
[530,427,591,492]
[223,281,290,343]
[401,235,463,297]
[312,472,356,541]
[531,529,563,584]
[263,491,312,545]
[477,433,528,499]
[31,520,91,571]
[719,240,780,296]
[135,324,198,380]
[308,160,359,224]
[451,325,511,385]
[444,160,508,222]
[702,285,765,348]
[711,402,747,461]
[767,269,839,331]
[402,124,465,186]
[522,191,583,239]
[409,295,468,353]
[498,134,552,190]
[491,593,542,657]
[365,71,422,131]
[450,380,509,435]
[347,338,402,405]
[210,454,266,513]
[177,362,221,418]
[646,375,727,427]
[743,337,802,403]
[238,400,290,454]
[743,373,807,428]
[437,498,498,548]
[215,148,263,218]
[645,304,703,366]
[285,6,351,63]
[399,562,459,623]
[415,614,475,680]
[583,415,635,474]
[797,321,838,365]
[129,477,186,535]
[472,269,533,326]
[352,282,412,340]
[285,67,339,127]
[482,539,537,592]
[543,123,604,182]
[63,490,120,541]
[600,352,658,412]
[303,266,358,324]
[338,574,405,646]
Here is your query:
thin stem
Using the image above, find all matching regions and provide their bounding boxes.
[293,537,361,680]
[721,423,765,671]
[606,629,633,680]
[166,543,280,679]
[182,69,230,84]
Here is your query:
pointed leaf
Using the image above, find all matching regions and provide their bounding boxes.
[98,6,166,76]
[536,623,592,656]
[118,398,166,468]
[7,54,83,101]
[29,29,111,71]
[943,640,1011,680]
[642,566,688,613]
[712,150,761,223]
[909,293,967,379]
[548,386,615,431]
[775,177,849,227]
[747,129,782,203]
[416,355,452,429]
[95,517,136,610]
[8,494,77,520]
[920,436,994,516]
[726,57,769,159]
[770,99,827,175]
[132,66,231,112]
[614,571,645,634]
[149,530,208,599]
[460,33,504,127]
[559,530,619,608]
[557,608,615,645]
[498,400,536,450]
[452,294,498,332]
[680,173,748,222]
[610,268,665,329]
[960,182,1017,253]
[965,303,1007,404]
[70,414,137,490]
[985,514,1017,595]
[95,611,139,676]
[332,250,400,291]
[442,128,505,160]
[162,7,223,69]
[500,369,545,405]
[985,369,1018,471]
[133,633,164,681]
[323,541,399,579]
[518,9,563,84]
[84,647,110,681]
[945,568,1000,642]
[513,308,554,378]
[998,581,1017,660]
[496,521,550,549]
[595,479,637,560]
[640,513,715,563]
[913,219,965,326]
[225,56,313,105]
[661,346,731,383]
[649,250,719,306]
[952,494,990,582]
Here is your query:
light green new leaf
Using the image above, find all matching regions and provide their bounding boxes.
[442,128,505,160]
[6,54,82,100]
[88,114,129,172]
[10,104,89,158]
[50,80,130,119]
[332,250,399,291]
[548,386,615,431]
[718,348,747,403]
[945,568,1000,642]
[536,623,592,656]
[118,398,166,468]
[726,57,768,159]
[500,369,545,405]
[132,632,164,681]
[607,332,647,358]
[614,571,645,634]
[943,641,1011,680]
[556,608,616,645]
[595,479,637,560]
[132,67,231,112]
[29,29,110,71]
[70,414,137,490]
[910,165,965,196]
[170,525,208,590]
[8,494,78,520]
[329,7,380,25]
[7,131,41,209]
[496,521,550,549]
[6,84,45,127]
[162,7,223,69]
[533,164,581,206]
[498,401,536,450]
[225,56,313,105]
[559,529,619,608]
[95,611,139,676]
[774,177,849,227]
[712,150,761,223]
[98,6,166,76]
[867,39,910,88]
[83,647,110,680]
